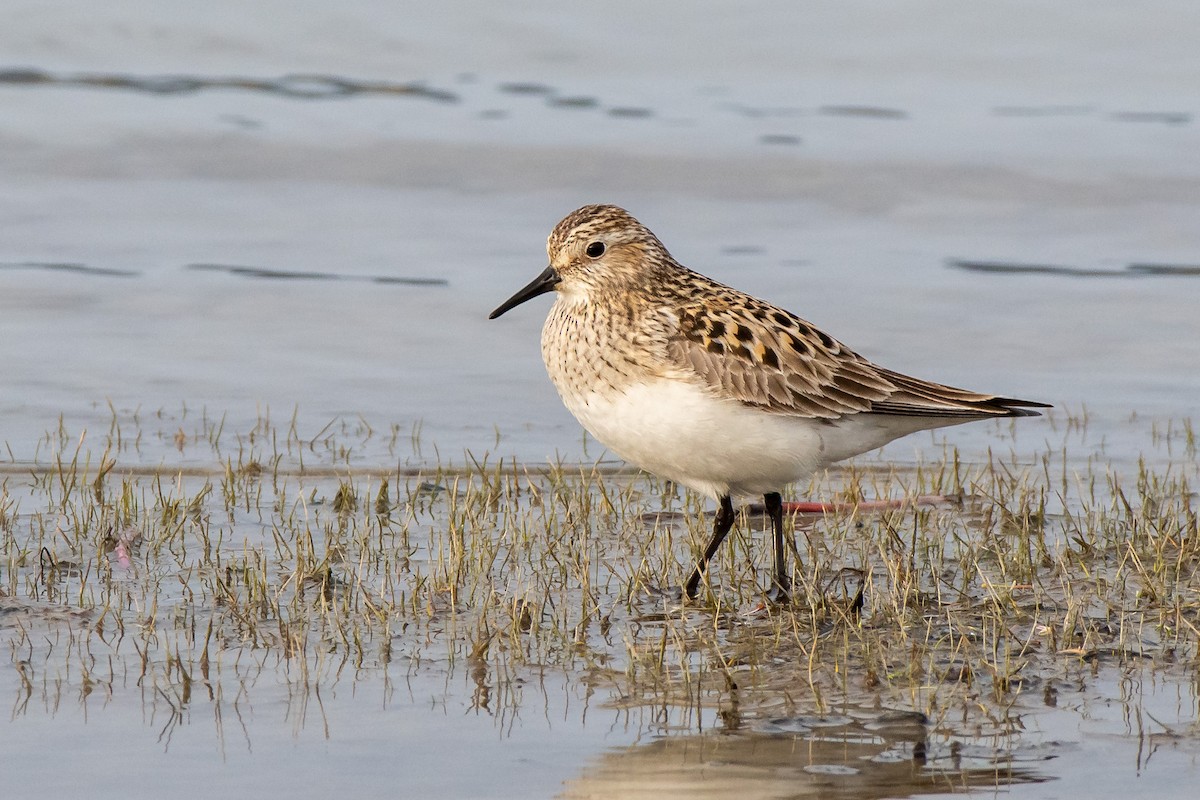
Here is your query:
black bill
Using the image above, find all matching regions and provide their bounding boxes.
[488,266,561,319]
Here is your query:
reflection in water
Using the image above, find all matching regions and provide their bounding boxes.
[818,105,908,119]
[946,259,1200,278]
[560,716,1047,800]
[0,260,450,284]
[0,67,457,102]
[186,262,449,284]
[0,261,138,277]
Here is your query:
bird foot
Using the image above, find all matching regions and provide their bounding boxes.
[766,584,792,605]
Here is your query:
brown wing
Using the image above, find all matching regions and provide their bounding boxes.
[666,298,1048,419]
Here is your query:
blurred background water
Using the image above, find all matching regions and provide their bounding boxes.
[2,0,1197,468]
[2,4,1199,797]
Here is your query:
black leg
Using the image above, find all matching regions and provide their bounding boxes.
[685,496,736,599]
[764,492,791,600]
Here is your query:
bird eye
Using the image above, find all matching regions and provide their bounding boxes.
[585,241,606,258]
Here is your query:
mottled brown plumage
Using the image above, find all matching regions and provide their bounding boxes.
[538,204,1044,422]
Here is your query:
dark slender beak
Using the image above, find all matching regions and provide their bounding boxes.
[489,266,561,319]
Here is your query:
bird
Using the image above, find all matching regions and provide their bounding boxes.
[490,204,1048,600]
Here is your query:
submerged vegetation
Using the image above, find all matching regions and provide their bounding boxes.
[1,407,1197,776]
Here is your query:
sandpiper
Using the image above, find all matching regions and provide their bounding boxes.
[491,205,1048,600]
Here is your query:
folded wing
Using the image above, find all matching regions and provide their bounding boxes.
[666,298,1048,420]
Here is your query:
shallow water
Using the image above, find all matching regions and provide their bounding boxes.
[2,2,1199,798]
[2,434,1198,799]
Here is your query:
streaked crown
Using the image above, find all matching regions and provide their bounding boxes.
[547,205,676,297]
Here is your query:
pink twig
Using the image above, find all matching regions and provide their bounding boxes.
[769,494,955,515]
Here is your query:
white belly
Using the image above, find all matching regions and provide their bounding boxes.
[560,378,826,498]
[557,377,969,499]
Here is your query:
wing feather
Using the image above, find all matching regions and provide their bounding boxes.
[666,298,1047,420]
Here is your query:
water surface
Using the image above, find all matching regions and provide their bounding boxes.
[2,2,1199,798]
